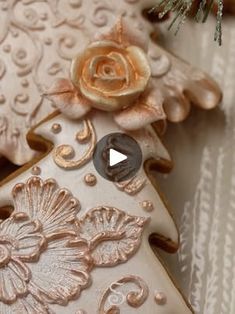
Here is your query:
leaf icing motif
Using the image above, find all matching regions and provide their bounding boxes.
[77,206,149,267]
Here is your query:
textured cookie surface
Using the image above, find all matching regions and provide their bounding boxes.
[0,0,221,165]
[0,0,158,164]
[0,110,193,313]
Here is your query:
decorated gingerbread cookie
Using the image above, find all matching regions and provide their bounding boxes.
[0,15,223,313]
[0,100,193,314]
[0,0,221,165]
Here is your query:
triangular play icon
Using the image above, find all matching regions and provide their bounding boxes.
[109,148,128,167]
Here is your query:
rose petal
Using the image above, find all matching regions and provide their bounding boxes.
[95,17,148,52]
[185,77,222,109]
[114,89,165,130]
[45,78,91,120]
[126,46,151,89]
[163,94,191,122]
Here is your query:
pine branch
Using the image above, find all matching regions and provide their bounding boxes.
[151,0,224,45]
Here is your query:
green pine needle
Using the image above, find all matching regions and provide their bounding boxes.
[151,0,223,45]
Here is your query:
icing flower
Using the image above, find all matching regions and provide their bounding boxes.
[0,176,147,313]
[0,213,45,303]
[46,17,222,130]
[46,18,161,130]
[71,38,151,111]
[0,177,90,313]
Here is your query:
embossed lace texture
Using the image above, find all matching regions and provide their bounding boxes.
[0,0,159,164]
[0,0,221,164]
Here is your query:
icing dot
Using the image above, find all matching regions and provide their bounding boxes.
[40,13,48,21]
[12,29,19,38]
[48,62,61,75]
[31,166,41,176]
[1,3,8,11]
[138,23,144,30]
[17,49,27,60]
[44,37,52,45]
[51,123,62,134]
[84,173,97,186]
[64,37,75,47]
[15,93,29,103]
[141,200,154,212]
[0,95,5,104]
[12,128,20,137]
[155,292,167,305]
[69,0,82,8]
[3,45,11,53]
[21,79,29,87]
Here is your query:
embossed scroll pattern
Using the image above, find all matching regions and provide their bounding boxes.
[115,176,146,196]
[53,119,96,170]
[0,0,221,165]
[47,16,221,134]
[0,176,148,313]
[98,275,149,313]
[0,0,160,164]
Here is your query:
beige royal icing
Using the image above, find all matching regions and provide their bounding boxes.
[0,111,193,314]
[0,0,221,165]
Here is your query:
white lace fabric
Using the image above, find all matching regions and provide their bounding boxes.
[157,15,235,314]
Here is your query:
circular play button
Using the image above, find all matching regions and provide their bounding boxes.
[93,133,142,182]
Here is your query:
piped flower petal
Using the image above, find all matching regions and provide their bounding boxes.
[29,236,90,305]
[0,257,30,303]
[0,294,50,314]
[45,78,91,120]
[12,176,80,237]
[0,213,45,262]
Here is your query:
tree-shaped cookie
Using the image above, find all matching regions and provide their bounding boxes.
[0,18,221,313]
[0,100,193,314]
[0,0,221,165]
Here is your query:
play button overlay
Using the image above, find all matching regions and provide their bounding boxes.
[93,133,142,182]
[109,149,127,167]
